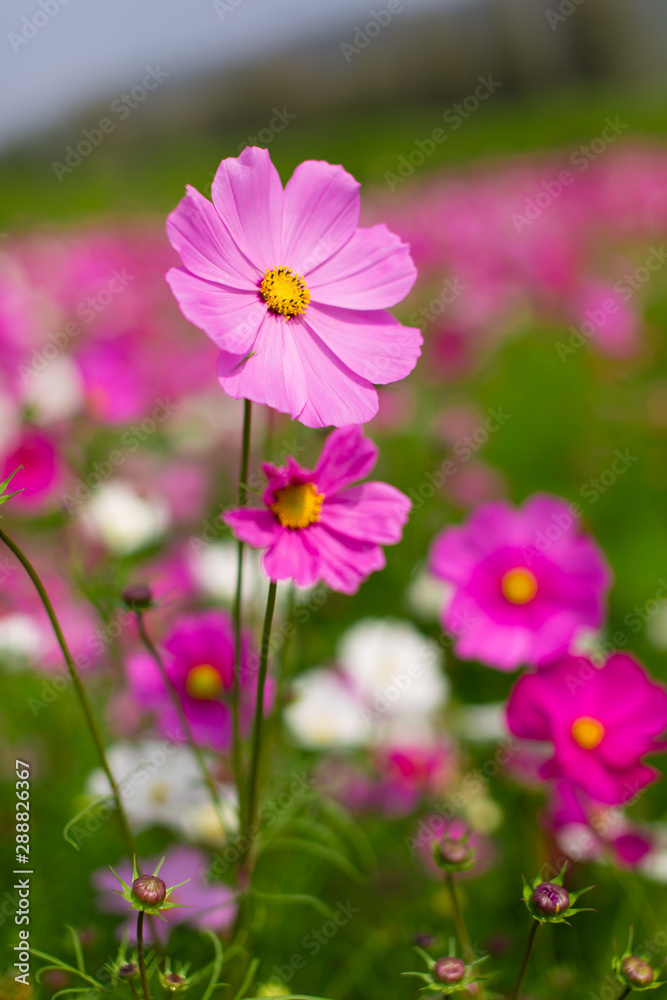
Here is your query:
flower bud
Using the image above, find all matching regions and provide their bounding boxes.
[118,963,139,980]
[163,972,188,991]
[531,881,570,916]
[132,874,167,906]
[439,839,470,866]
[122,583,153,610]
[433,957,466,985]
[620,956,655,987]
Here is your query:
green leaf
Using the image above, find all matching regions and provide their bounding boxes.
[0,465,24,509]
[258,837,365,882]
[200,930,224,1000]
[66,925,86,974]
[231,956,260,1000]
[30,948,126,999]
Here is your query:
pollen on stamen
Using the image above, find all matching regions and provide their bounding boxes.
[260,266,311,319]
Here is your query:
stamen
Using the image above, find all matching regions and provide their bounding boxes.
[271,482,324,529]
[260,265,310,319]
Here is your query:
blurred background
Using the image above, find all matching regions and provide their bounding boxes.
[3,1,667,998]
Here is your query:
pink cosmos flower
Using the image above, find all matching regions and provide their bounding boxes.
[547,780,653,869]
[126,609,270,751]
[222,426,411,594]
[93,846,237,944]
[429,494,611,670]
[166,147,422,427]
[506,652,667,805]
[1,428,66,511]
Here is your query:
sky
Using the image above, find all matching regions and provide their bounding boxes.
[0,0,463,150]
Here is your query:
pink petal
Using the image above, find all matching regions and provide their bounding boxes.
[308,224,417,309]
[126,651,167,706]
[320,482,411,543]
[307,524,385,594]
[166,184,260,289]
[262,528,320,587]
[283,160,361,274]
[211,147,283,269]
[304,304,422,385]
[166,268,263,354]
[314,425,378,493]
[216,311,308,419]
[222,508,279,548]
[292,324,379,428]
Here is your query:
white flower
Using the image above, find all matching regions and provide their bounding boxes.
[283,667,369,749]
[81,481,169,554]
[188,540,266,612]
[338,618,449,720]
[405,565,453,621]
[0,613,45,666]
[86,740,235,840]
[24,355,84,424]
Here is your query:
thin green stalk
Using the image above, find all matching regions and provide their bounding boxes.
[617,988,631,1000]
[135,611,228,833]
[136,911,151,1000]
[232,398,252,827]
[244,580,278,865]
[510,920,539,1000]
[445,872,474,962]
[0,525,136,862]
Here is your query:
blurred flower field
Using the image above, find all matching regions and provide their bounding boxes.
[3,91,667,999]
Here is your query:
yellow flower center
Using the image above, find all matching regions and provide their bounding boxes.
[271,482,324,529]
[185,664,223,700]
[260,266,311,319]
[501,567,538,605]
[571,716,605,749]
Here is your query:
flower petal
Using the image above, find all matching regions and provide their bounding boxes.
[304,303,422,385]
[222,508,279,548]
[211,146,283,268]
[216,311,308,419]
[166,268,263,354]
[291,324,379,428]
[307,524,385,594]
[320,482,411,543]
[308,224,417,309]
[262,528,320,588]
[313,425,378,494]
[282,160,360,274]
[166,184,260,289]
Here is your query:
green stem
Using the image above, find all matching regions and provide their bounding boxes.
[135,611,228,832]
[136,911,151,1000]
[511,920,539,1000]
[0,525,136,862]
[244,580,278,866]
[445,872,475,963]
[617,990,631,1000]
[232,399,252,828]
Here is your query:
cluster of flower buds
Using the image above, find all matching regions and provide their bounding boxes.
[612,930,663,992]
[111,857,190,920]
[402,940,488,995]
[522,865,594,925]
[431,827,476,874]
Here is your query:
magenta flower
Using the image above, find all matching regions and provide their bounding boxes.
[222,426,411,594]
[93,846,237,944]
[166,147,421,427]
[126,609,270,751]
[506,652,667,805]
[429,494,611,670]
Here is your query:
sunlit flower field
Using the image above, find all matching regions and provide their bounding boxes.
[3,95,667,999]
